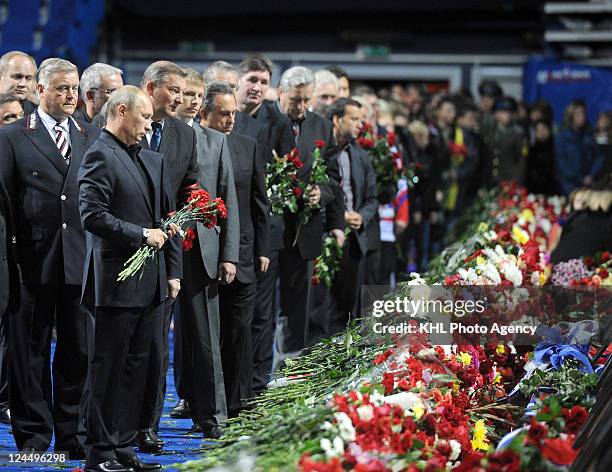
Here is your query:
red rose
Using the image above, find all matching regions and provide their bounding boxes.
[363,138,374,149]
[294,158,304,169]
[311,275,320,285]
[314,139,326,149]
[599,268,609,279]
[486,450,521,472]
[541,437,579,465]
[387,131,397,147]
[526,418,548,446]
[600,251,611,263]
[562,405,588,434]
[293,187,303,197]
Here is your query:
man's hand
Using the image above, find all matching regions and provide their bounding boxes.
[146,228,168,249]
[345,211,363,230]
[307,185,321,206]
[259,256,270,273]
[166,223,180,238]
[217,262,236,285]
[167,278,181,299]
[330,228,346,247]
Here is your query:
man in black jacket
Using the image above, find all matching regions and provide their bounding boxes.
[327,98,378,333]
[79,85,181,472]
[276,66,346,353]
[202,81,270,416]
[237,56,294,392]
[137,61,199,451]
[0,58,100,456]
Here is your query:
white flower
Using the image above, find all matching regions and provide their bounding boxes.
[480,262,502,284]
[449,439,461,461]
[334,412,356,442]
[458,267,478,283]
[499,260,523,286]
[357,405,374,422]
[383,391,426,412]
[407,272,427,285]
[369,391,386,407]
[320,436,345,458]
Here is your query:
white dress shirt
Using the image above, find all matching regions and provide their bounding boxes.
[38,107,71,148]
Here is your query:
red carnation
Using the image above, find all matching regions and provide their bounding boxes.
[541,437,579,465]
[601,251,611,263]
[525,418,548,446]
[382,372,395,395]
[212,198,227,219]
[293,187,303,197]
[486,450,521,472]
[314,139,326,149]
[181,227,196,251]
[562,405,588,434]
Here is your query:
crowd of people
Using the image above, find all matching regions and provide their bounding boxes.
[0,49,610,472]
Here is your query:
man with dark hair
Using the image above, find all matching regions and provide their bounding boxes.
[325,65,350,98]
[201,81,269,416]
[275,66,345,356]
[326,98,377,333]
[79,85,180,472]
[137,60,200,451]
[0,94,23,126]
[0,58,100,457]
[0,51,37,114]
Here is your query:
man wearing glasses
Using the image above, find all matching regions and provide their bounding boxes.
[0,58,100,458]
[76,63,123,123]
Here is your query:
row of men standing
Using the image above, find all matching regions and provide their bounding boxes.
[0,52,377,472]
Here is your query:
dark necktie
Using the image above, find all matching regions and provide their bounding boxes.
[54,122,71,165]
[150,122,162,152]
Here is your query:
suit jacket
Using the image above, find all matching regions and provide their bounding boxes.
[73,106,93,123]
[0,111,101,285]
[78,131,181,308]
[0,181,19,314]
[21,99,36,115]
[191,125,240,280]
[282,111,345,260]
[334,143,378,255]
[141,115,199,206]
[226,132,270,284]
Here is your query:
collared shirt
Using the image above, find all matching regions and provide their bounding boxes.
[145,118,165,146]
[338,146,354,212]
[277,100,305,145]
[38,107,71,148]
[187,118,194,128]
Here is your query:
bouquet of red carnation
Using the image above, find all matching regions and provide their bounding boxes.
[311,228,350,287]
[265,147,303,216]
[117,188,227,281]
[293,140,329,245]
[356,124,412,204]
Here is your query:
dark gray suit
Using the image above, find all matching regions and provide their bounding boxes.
[177,124,239,429]
[0,111,100,451]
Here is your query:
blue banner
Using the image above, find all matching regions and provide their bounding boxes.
[523,56,612,125]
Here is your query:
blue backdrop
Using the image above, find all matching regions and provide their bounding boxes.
[523,56,612,125]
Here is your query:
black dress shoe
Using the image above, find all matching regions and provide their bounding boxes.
[119,456,162,472]
[169,399,190,418]
[85,459,134,472]
[202,424,223,439]
[147,429,163,446]
[0,409,10,424]
[137,431,163,453]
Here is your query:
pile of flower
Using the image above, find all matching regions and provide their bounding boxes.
[178,183,608,471]
[551,251,611,287]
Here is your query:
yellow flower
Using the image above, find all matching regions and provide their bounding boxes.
[476,255,487,266]
[471,419,490,451]
[493,371,502,384]
[458,352,472,366]
[495,344,505,355]
[477,222,489,233]
[520,208,535,223]
[512,225,529,245]
[412,405,425,420]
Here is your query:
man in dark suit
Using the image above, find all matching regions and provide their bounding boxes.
[327,98,378,333]
[236,56,294,393]
[75,63,123,123]
[178,93,239,438]
[202,81,270,416]
[79,85,180,472]
[0,58,100,456]
[0,51,37,115]
[276,66,346,354]
[137,61,199,451]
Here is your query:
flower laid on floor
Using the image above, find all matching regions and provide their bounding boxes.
[117,188,226,281]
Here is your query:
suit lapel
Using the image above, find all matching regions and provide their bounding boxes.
[110,141,154,218]
[349,145,363,208]
[22,112,68,177]
[64,118,87,187]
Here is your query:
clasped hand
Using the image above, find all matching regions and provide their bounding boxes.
[145,223,180,249]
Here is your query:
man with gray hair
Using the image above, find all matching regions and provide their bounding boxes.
[137,60,201,451]
[0,57,100,457]
[75,62,123,123]
[311,69,340,117]
[0,51,37,114]
[203,61,239,94]
[274,66,345,361]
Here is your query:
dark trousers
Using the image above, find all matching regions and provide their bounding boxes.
[140,298,173,432]
[178,249,226,429]
[330,234,365,333]
[85,303,162,467]
[173,304,186,399]
[0,304,8,413]
[279,245,314,353]
[9,283,89,451]
[251,249,279,394]
[219,280,256,416]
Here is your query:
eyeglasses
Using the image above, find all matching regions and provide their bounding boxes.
[91,87,117,95]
